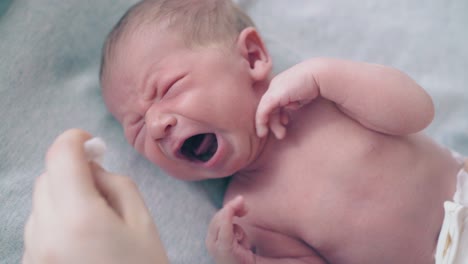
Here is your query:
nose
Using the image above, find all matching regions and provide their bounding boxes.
[146,111,177,140]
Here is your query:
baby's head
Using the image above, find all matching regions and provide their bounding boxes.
[100,0,273,180]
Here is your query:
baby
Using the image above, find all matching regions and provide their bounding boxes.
[99,0,468,263]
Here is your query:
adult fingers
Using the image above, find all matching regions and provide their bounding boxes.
[91,163,153,228]
[31,173,53,221]
[23,174,48,264]
[45,129,98,208]
[22,252,32,264]
[22,216,34,259]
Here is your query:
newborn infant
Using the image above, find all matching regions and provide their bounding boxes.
[99,0,468,263]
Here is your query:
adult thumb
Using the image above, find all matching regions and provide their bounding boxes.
[91,163,154,228]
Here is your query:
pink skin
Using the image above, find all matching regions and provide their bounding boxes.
[102,26,273,181]
[101,22,464,263]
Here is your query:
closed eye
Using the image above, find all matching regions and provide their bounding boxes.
[162,75,185,99]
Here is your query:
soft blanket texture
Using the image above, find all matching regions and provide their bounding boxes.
[1,0,467,263]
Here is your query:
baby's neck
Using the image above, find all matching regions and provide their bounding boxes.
[238,132,278,178]
[236,76,276,177]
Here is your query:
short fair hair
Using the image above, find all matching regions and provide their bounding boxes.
[100,0,255,81]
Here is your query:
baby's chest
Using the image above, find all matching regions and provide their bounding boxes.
[226,155,415,262]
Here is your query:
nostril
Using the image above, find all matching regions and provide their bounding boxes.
[164,124,173,134]
[146,113,177,140]
[164,115,177,130]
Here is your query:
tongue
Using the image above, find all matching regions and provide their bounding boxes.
[195,134,214,156]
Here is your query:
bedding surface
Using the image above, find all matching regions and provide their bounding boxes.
[1,0,467,263]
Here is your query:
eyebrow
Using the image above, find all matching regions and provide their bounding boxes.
[141,75,156,100]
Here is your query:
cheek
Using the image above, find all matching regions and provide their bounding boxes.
[123,127,137,148]
[140,141,198,179]
[145,150,180,177]
[125,124,146,156]
[209,91,259,127]
[226,98,258,132]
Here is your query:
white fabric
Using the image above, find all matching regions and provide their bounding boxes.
[435,168,468,264]
[435,154,468,264]
[436,202,468,264]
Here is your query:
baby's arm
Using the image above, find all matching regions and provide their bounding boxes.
[307,58,434,135]
[206,196,327,264]
[256,58,434,137]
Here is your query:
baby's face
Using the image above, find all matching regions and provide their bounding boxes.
[102,27,267,180]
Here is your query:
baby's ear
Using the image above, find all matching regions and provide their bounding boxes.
[236,27,272,82]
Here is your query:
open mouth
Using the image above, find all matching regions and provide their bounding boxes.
[180,133,218,162]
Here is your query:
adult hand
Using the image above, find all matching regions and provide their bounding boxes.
[23,129,169,264]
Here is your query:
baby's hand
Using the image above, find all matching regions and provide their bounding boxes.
[255,62,319,139]
[206,196,255,264]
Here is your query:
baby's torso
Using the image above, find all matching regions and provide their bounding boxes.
[224,98,461,264]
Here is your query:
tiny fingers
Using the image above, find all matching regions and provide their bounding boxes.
[255,115,270,138]
[226,195,248,217]
[256,107,288,139]
[206,196,247,251]
[256,95,279,138]
[269,111,287,140]
[218,196,247,243]
[256,93,292,139]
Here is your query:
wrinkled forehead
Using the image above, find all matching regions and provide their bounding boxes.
[101,26,188,121]
[101,67,135,124]
[100,32,147,122]
[103,25,162,81]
